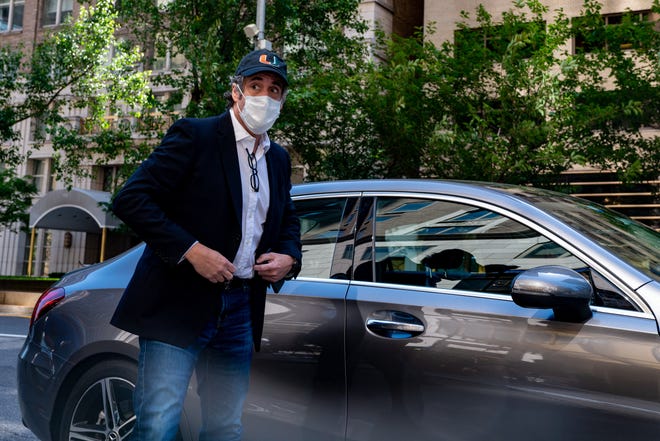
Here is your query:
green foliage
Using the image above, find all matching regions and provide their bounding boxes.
[319,0,660,184]
[286,0,582,182]
[116,0,367,116]
[278,29,377,180]
[0,47,22,149]
[425,0,578,184]
[5,0,656,191]
[567,0,660,181]
[358,29,444,178]
[0,275,58,281]
[0,46,33,226]
[0,168,36,229]
[0,0,151,197]
[114,0,370,181]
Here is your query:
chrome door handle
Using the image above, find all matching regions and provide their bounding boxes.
[365,311,425,339]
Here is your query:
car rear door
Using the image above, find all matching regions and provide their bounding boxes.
[345,194,660,441]
[244,194,360,441]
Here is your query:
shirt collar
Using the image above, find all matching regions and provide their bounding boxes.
[229,107,270,153]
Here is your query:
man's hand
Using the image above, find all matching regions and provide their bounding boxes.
[184,242,236,283]
[254,252,295,283]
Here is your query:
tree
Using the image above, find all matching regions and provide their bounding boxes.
[282,0,576,182]
[18,0,656,188]
[279,35,378,180]
[115,0,367,114]
[0,168,36,229]
[289,0,660,184]
[426,0,579,185]
[0,0,151,227]
[412,0,658,184]
[115,0,370,180]
[568,0,660,182]
[0,46,37,227]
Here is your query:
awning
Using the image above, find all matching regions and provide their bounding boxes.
[28,188,120,232]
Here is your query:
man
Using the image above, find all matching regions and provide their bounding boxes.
[110,49,302,441]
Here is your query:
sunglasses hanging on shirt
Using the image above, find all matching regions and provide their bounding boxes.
[245,149,259,192]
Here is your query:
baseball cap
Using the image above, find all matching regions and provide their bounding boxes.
[235,49,288,85]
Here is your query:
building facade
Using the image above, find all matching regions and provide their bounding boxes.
[1,0,134,276]
[1,0,658,276]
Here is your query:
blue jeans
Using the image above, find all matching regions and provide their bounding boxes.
[131,286,253,441]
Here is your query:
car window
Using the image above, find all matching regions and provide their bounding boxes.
[294,197,350,279]
[495,184,660,281]
[372,196,637,310]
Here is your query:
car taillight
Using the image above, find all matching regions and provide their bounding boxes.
[30,287,66,327]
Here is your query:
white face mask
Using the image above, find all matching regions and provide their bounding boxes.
[236,86,281,135]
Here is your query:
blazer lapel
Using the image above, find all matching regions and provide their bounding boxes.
[217,113,242,226]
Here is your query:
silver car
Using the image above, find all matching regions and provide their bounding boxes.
[17,179,660,441]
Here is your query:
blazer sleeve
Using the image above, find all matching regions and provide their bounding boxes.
[111,118,199,266]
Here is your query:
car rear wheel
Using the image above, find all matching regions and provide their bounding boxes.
[57,359,137,441]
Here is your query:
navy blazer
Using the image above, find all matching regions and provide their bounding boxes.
[110,112,302,349]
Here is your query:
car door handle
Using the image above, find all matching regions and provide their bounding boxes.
[366,311,425,339]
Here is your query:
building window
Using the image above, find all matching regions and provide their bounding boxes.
[0,0,24,31]
[92,165,120,192]
[29,117,48,142]
[40,231,52,276]
[42,0,73,27]
[153,91,184,112]
[27,158,54,194]
[152,43,186,72]
[573,10,653,53]
[454,20,546,60]
[22,230,51,276]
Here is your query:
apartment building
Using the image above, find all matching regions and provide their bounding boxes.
[0,0,133,276]
[1,0,657,276]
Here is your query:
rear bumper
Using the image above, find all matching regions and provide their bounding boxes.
[17,339,64,441]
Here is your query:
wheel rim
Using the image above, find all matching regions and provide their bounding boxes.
[67,376,135,441]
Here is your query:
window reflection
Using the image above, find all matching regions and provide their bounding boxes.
[295,197,348,279]
[372,197,636,310]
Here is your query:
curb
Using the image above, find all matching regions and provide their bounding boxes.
[0,291,39,318]
[0,304,33,317]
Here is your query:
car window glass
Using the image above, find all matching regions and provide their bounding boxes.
[589,270,637,310]
[373,197,637,310]
[498,185,660,281]
[295,197,348,279]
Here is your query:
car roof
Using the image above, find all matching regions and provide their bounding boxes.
[294,178,496,193]
[292,179,560,220]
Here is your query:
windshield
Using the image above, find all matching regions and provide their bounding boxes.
[494,186,660,281]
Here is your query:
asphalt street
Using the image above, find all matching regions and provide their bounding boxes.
[0,315,39,440]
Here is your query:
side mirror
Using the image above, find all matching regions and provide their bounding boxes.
[511,266,593,322]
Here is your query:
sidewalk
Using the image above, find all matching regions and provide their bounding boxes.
[0,291,40,317]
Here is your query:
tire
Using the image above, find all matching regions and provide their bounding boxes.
[57,359,138,441]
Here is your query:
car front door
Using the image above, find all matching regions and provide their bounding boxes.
[345,194,660,441]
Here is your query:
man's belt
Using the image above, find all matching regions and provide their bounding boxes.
[223,277,252,291]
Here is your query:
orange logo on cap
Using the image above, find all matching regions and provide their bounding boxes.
[259,54,281,66]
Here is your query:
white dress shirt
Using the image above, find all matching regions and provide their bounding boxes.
[230,108,271,278]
